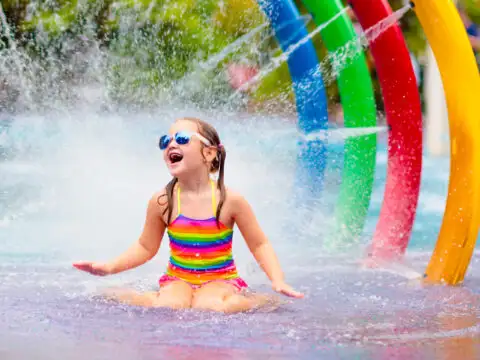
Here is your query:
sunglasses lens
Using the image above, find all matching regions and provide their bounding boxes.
[175,132,191,145]
[159,135,171,150]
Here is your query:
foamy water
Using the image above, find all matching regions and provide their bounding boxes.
[0,109,478,359]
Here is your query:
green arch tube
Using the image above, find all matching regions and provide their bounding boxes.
[301,0,378,248]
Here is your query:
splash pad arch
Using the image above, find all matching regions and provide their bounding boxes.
[413,0,480,285]
[256,0,480,285]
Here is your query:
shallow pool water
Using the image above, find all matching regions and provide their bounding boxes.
[0,109,478,359]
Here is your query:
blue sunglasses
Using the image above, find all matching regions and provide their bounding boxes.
[159,131,212,150]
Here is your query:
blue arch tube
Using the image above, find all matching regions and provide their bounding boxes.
[257,0,330,215]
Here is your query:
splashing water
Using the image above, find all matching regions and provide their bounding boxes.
[229,7,350,98]
[197,14,313,73]
[172,21,270,98]
[0,1,109,112]
[361,4,412,46]
[0,2,479,360]
[0,3,13,50]
[0,2,35,108]
[316,3,413,82]
[1,1,254,111]
[174,14,313,103]
[302,125,388,142]
[230,4,412,100]
[1,107,479,359]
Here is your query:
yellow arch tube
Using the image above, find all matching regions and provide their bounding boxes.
[411,0,480,285]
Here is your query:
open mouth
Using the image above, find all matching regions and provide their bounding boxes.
[169,152,184,164]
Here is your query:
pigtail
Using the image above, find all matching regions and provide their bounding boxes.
[215,146,227,228]
[157,177,178,225]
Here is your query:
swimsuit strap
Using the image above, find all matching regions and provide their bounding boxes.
[211,179,217,216]
[176,180,217,217]
[176,183,181,216]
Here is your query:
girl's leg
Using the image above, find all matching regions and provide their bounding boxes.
[191,281,280,314]
[102,280,194,309]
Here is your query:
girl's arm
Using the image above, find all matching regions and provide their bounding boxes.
[232,192,303,298]
[73,192,166,276]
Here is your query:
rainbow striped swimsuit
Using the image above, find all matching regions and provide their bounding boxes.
[159,182,246,289]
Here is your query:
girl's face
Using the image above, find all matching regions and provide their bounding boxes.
[161,119,216,178]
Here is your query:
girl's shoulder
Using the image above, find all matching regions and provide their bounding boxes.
[223,187,251,215]
[149,188,169,216]
[224,187,243,203]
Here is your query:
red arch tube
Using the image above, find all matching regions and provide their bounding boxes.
[348,0,423,261]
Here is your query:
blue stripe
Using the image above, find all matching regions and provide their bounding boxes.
[168,236,232,248]
[257,0,328,133]
[169,258,235,272]
[256,0,327,225]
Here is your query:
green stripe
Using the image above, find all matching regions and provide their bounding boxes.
[301,0,377,249]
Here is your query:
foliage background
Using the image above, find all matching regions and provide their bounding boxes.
[1,0,479,112]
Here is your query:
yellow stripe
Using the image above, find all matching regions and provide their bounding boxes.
[412,0,480,285]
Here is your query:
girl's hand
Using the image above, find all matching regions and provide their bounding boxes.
[272,281,304,298]
[73,261,112,276]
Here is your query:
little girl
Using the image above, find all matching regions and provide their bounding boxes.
[73,117,303,313]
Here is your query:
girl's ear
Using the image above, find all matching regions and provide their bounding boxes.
[202,146,218,163]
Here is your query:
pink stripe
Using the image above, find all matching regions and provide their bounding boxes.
[170,215,232,231]
[159,274,248,291]
[171,217,217,228]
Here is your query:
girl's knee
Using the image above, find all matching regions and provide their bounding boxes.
[191,282,239,312]
[155,281,194,309]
